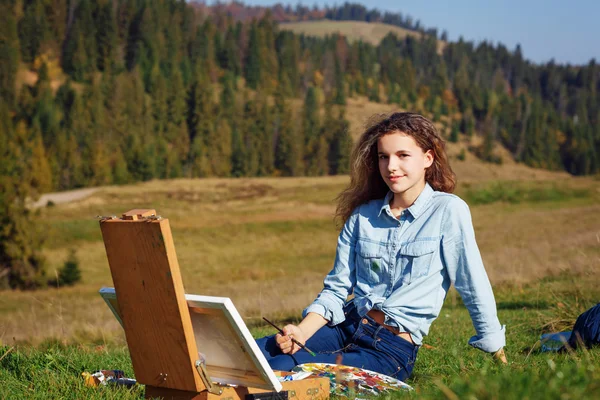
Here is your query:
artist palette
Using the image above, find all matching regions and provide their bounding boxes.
[292,363,413,398]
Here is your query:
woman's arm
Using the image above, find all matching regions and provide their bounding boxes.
[441,197,507,361]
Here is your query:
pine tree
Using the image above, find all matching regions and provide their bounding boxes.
[95,0,118,72]
[61,0,97,81]
[0,103,47,289]
[0,4,20,108]
[150,67,168,135]
[166,67,189,162]
[245,22,263,90]
[187,65,214,177]
[303,86,321,172]
[211,118,233,176]
[230,125,246,177]
[256,93,274,176]
[57,249,81,286]
[220,25,241,75]
[274,90,301,176]
[328,109,352,175]
[29,126,53,193]
[242,97,261,176]
[90,140,113,185]
[112,147,130,185]
[333,58,346,105]
[18,0,49,63]
[220,72,236,120]
[449,121,460,143]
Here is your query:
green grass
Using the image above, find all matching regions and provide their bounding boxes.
[1,273,599,399]
[459,180,592,206]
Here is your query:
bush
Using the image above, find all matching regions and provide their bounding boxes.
[57,249,81,286]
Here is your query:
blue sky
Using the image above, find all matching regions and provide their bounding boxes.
[228,0,599,65]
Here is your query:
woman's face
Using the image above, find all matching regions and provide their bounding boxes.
[377,131,433,197]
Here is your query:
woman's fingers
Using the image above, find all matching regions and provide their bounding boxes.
[275,333,294,353]
[275,325,304,354]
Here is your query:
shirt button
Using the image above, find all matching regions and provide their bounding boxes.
[362,318,368,324]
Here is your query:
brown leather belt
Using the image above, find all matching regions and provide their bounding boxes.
[367,309,415,344]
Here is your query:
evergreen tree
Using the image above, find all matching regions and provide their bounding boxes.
[274,90,302,176]
[95,0,118,72]
[220,25,241,75]
[166,67,189,162]
[61,0,97,81]
[230,125,246,177]
[311,136,329,176]
[0,4,20,108]
[18,0,49,63]
[328,109,352,174]
[333,58,346,105]
[256,94,274,176]
[211,118,233,176]
[303,86,321,173]
[0,104,47,289]
[245,22,263,90]
[90,140,113,185]
[242,96,261,176]
[150,68,168,135]
[57,249,82,286]
[29,125,53,193]
[186,65,214,177]
[112,147,130,184]
[449,121,460,143]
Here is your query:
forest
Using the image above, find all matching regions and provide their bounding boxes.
[0,0,599,288]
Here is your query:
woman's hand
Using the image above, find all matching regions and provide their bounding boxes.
[492,348,508,364]
[275,324,307,355]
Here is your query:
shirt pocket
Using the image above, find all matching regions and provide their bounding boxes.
[399,239,438,285]
[355,241,386,285]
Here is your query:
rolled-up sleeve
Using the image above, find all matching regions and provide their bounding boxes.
[303,210,358,325]
[441,198,506,353]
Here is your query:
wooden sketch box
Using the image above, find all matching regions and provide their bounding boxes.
[99,209,329,400]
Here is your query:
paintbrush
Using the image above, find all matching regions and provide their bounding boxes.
[262,317,316,357]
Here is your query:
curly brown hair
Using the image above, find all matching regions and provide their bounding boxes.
[336,112,456,225]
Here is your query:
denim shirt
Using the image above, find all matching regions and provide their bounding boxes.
[304,183,506,353]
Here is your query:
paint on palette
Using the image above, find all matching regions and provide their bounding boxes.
[292,363,412,398]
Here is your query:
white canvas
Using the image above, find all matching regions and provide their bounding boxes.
[99,287,282,392]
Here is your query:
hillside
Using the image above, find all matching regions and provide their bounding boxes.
[279,19,446,53]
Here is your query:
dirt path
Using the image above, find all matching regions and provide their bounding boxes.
[31,188,99,208]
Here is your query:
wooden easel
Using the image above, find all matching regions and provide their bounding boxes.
[100,209,329,400]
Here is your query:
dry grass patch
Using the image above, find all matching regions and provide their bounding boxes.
[279,20,446,53]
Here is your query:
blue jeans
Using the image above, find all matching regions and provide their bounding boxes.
[255,302,418,382]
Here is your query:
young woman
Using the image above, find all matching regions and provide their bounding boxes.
[256,112,506,381]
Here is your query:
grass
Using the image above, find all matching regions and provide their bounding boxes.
[278,20,447,54]
[460,180,592,205]
[0,173,599,398]
[1,272,599,399]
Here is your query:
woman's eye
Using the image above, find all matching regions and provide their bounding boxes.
[379,155,388,160]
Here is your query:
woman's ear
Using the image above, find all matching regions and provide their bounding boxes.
[424,149,434,168]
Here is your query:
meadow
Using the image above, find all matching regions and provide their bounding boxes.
[278,20,447,54]
[1,160,599,398]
